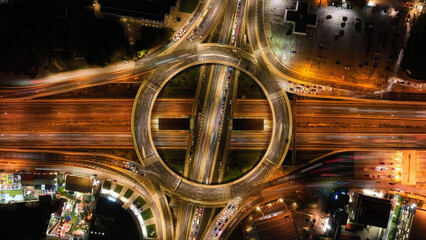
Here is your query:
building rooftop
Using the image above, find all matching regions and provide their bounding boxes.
[255,210,299,240]
[352,193,391,228]
[409,208,426,240]
[285,1,317,35]
[65,175,93,193]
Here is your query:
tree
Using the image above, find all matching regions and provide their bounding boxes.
[137,49,148,58]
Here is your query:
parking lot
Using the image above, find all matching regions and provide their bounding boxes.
[266,0,408,88]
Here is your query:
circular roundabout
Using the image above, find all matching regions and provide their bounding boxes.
[132,45,292,206]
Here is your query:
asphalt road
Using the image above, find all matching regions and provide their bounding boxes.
[1,99,424,150]
[0,99,270,133]
[213,150,426,239]
[0,0,424,237]
[132,44,292,205]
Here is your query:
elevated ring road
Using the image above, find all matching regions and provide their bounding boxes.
[132,44,292,205]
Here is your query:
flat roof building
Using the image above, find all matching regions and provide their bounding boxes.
[409,208,426,240]
[284,1,317,35]
[351,192,391,228]
[65,175,93,193]
[255,210,299,240]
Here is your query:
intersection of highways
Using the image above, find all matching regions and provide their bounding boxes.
[0,0,425,239]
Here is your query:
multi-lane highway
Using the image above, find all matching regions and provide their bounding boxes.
[1,99,424,150]
[0,99,269,133]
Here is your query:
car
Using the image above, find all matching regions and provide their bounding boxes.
[379,162,385,165]
[326,15,332,19]
[334,33,339,39]
[344,65,351,70]
[342,16,348,21]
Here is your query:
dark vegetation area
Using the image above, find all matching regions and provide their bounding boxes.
[0,0,131,82]
[133,27,172,54]
[179,0,198,13]
[402,14,426,80]
[157,149,186,175]
[157,66,200,98]
[222,149,266,182]
[237,72,266,99]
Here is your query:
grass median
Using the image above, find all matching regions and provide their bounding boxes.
[141,208,154,220]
